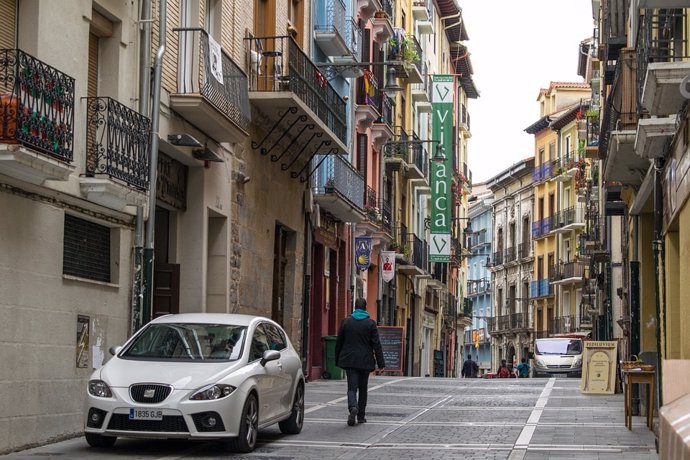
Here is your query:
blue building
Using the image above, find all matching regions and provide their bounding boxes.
[464,184,493,374]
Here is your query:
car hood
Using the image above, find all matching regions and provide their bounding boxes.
[98,358,246,389]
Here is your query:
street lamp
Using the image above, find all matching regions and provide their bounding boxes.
[316,61,405,93]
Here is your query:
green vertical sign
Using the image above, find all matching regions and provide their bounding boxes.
[430,75,453,262]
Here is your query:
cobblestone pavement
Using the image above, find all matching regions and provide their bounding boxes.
[1,376,659,459]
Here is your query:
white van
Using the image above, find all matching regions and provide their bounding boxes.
[533,337,584,377]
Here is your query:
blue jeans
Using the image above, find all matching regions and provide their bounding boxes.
[345,368,370,417]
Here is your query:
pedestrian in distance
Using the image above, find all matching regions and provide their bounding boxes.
[335,298,386,426]
[497,359,512,378]
[461,354,479,378]
[517,357,530,378]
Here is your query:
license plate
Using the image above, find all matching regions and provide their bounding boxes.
[129,408,163,421]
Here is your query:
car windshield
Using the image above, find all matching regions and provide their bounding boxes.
[535,339,582,355]
[121,323,247,361]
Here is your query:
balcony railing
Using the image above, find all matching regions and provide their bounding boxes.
[0,48,75,161]
[176,28,250,133]
[246,35,346,143]
[491,250,503,267]
[411,233,427,272]
[518,242,531,259]
[637,9,690,117]
[380,197,392,234]
[409,142,428,178]
[530,278,554,298]
[560,261,585,280]
[551,315,578,335]
[488,313,528,333]
[85,97,150,190]
[314,0,347,47]
[313,153,364,209]
[504,246,516,264]
[467,278,490,296]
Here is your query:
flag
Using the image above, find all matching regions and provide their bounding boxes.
[381,251,395,282]
[354,236,372,272]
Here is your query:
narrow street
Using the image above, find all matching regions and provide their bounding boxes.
[2,376,658,460]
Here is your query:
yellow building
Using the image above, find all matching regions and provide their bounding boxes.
[525,83,590,340]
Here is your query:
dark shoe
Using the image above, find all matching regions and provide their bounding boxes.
[357,417,367,423]
[347,407,358,426]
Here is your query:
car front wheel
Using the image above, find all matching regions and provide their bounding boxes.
[229,394,259,453]
[279,382,304,434]
[85,432,116,448]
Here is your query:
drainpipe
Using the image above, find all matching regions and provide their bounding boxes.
[131,0,152,334]
[142,0,166,325]
[653,157,665,406]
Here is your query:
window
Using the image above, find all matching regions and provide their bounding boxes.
[63,214,112,283]
[249,324,271,361]
[264,323,287,351]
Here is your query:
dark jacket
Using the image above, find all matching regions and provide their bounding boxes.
[335,310,385,371]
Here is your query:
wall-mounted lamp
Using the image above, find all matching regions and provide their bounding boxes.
[234,171,251,184]
[316,61,405,93]
[168,133,202,148]
[192,148,224,162]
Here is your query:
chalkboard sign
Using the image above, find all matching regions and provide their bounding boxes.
[377,326,404,374]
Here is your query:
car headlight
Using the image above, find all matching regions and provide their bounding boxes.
[88,380,113,398]
[573,356,582,366]
[190,384,236,400]
[535,359,546,367]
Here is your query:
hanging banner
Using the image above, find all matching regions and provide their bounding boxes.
[381,251,395,282]
[208,34,224,84]
[355,236,372,272]
[430,75,454,262]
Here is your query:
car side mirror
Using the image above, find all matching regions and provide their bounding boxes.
[260,349,280,366]
[109,346,122,356]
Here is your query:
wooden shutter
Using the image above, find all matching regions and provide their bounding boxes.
[87,34,99,98]
[356,133,367,175]
[0,0,16,50]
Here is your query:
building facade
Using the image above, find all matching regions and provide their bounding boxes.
[464,183,493,373]
[486,158,535,371]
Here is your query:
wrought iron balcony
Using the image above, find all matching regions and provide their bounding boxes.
[354,73,381,131]
[314,0,363,63]
[552,261,586,285]
[246,35,348,172]
[488,313,528,333]
[172,28,250,143]
[518,242,531,260]
[78,98,150,210]
[530,278,554,298]
[0,49,76,184]
[467,278,490,296]
[551,315,578,335]
[504,246,517,264]
[638,9,690,117]
[600,48,646,186]
[84,97,150,190]
[411,70,432,112]
[312,153,365,223]
[491,250,503,267]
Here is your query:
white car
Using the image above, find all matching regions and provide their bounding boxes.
[84,313,305,452]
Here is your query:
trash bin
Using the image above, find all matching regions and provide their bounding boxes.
[322,335,342,380]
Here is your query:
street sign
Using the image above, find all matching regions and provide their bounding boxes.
[429,233,450,262]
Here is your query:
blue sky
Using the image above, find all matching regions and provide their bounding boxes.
[460,1,594,183]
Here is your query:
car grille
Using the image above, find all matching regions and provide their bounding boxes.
[130,384,172,403]
[108,414,189,432]
[547,364,573,369]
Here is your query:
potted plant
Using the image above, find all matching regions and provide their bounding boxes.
[324,177,335,193]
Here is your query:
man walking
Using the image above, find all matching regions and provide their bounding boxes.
[461,354,478,378]
[335,298,385,426]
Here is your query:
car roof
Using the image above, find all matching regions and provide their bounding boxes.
[149,313,271,327]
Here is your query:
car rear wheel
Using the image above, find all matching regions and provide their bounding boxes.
[229,394,258,453]
[85,432,116,448]
[279,382,304,435]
